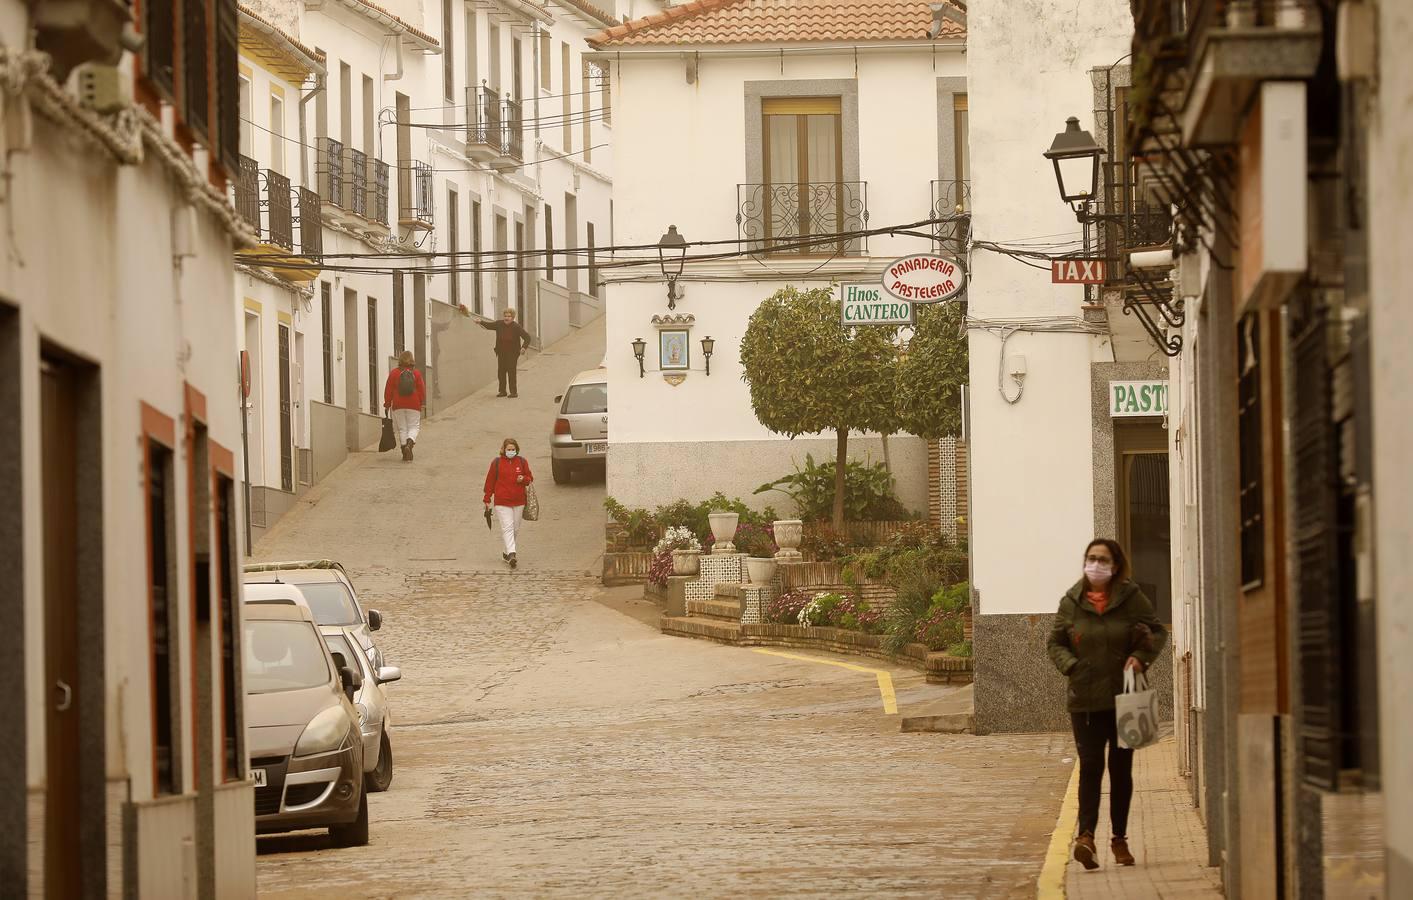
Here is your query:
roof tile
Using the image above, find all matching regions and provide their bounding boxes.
[588,0,964,47]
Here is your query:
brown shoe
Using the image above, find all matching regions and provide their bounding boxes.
[1111,836,1135,866]
[1073,832,1099,870]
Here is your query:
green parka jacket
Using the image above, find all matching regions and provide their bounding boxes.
[1046,579,1169,713]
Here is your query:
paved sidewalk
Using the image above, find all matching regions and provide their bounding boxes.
[1063,732,1224,898]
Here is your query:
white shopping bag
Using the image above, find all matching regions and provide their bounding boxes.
[1116,668,1159,750]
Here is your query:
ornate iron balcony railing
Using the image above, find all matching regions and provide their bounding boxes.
[264,170,293,251]
[399,160,433,228]
[235,155,260,227]
[346,147,368,219]
[371,160,390,227]
[317,137,344,209]
[296,186,322,257]
[503,97,523,161]
[466,84,503,152]
[930,179,971,257]
[736,181,868,256]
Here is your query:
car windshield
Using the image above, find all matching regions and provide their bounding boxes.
[294,581,361,626]
[244,621,330,693]
[563,383,607,414]
[323,633,361,677]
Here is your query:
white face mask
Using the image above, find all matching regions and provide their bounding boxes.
[504,449,518,458]
[1084,561,1114,585]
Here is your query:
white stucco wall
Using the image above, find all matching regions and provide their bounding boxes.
[964,0,1132,616]
[1368,0,1413,879]
[603,44,963,513]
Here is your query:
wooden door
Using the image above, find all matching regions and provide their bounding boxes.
[41,359,81,899]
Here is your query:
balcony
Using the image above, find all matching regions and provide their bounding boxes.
[264,170,293,251]
[371,160,389,227]
[501,97,524,164]
[736,181,869,257]
[235,155,260,228]
[398,161,434,231]
[296,187,322,258]
[346,147,368,219]
[231,156,322,284]
[930,179,971,258]
[465,85,503,161]
[317,138,344,209]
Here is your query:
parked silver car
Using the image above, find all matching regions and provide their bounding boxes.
[244,560,387,671]
[320,626,399,792]
[550,368,608,484]
[243,585,367,846]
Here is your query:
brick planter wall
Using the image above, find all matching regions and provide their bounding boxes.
[603,551,655,585]
[738,624,972,684]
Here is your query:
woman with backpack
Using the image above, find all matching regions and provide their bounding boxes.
[1046,538,1168,871]
[484,437,533,568]
[383,352,427,461]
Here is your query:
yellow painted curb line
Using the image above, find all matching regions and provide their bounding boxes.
[1037,760,1081,899]
[751,648,898,714]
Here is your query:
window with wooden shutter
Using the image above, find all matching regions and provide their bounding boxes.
[184,0,209,140]
[144,0,176,97]
[215,0,240,174]
[1237,313,1264,589]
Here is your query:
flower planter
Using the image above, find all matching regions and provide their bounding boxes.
[772,519,803,560]
[672,549,700,576]
[708,511,739,554]
[746,556,778,586]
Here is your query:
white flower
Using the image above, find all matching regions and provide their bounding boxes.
[653,525,702,555]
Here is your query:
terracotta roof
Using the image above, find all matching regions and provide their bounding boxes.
[238,5,327,78]
[552,0,619,27]
[327,0,441,50]
[588,0,964,47]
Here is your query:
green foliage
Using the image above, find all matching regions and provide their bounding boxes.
[754,454,909,523]
[895,302,969,439]
[844,523,967,582]
[946,639,973,658]
[799,522,856,562]
[604,494,777,548]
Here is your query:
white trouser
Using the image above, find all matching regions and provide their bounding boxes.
[391,408,421,445]
[494,504,524,555]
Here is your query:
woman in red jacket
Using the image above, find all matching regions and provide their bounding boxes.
[484,437,533,568]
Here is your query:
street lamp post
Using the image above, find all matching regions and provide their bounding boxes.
[700,335,714,376]
[631,337,646,378]
[1043,116,1105,215]
[657,225,687,310]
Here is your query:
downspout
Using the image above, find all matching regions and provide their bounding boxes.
[384,34,405,81]
[298,73,325,190]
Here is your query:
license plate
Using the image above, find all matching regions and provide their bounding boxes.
[252,769,267,787]
[585,442,608,455]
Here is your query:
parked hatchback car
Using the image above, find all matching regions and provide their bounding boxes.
[243,584,368,846]
[550,368,608,483]
[320,626,399,792]
[243,560,387,671]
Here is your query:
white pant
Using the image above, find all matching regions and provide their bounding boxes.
[494,504,524,555]
[391,408,421,445]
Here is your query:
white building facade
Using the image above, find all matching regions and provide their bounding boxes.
[233,0,623,541]
[3,0,256,892]
[589,0,967,514]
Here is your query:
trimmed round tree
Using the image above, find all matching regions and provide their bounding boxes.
[895,300,969,439]
[739,285,901,530]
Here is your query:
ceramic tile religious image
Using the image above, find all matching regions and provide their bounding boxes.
[659,329,690,371]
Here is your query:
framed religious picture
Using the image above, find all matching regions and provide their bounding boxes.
[659,329,690,371]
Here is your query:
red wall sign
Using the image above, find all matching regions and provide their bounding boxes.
[1051,258,1107,284]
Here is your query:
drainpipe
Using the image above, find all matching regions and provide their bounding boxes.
[384,35,405,82]
[298,73,325,190]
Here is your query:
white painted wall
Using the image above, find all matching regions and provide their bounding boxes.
[604,45,963,511]
[965,0,1132,615]
[1368,0,1413,878]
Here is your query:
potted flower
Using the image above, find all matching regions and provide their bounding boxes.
[736,522,779,585]
[707,510,739,554]
[653,526,702,576]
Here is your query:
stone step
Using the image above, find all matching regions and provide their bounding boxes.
[686,598,742,622]
[715,583,746,599]
[659,615,740,645]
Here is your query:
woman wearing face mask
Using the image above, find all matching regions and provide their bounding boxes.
[1047,538,1168,871]
[484,437,533,568]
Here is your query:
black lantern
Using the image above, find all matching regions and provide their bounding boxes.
[700,335,714,376]
[657,225,688,309]
[1043,117,1104,210]
[631,337,646,378]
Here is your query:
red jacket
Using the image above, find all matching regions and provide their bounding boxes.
[383,365,426,411]
[484,454,533,506]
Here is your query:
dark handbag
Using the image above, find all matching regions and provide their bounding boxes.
[378,417,396,452]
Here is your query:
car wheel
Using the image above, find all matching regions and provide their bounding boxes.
[329,787,370,847]
[551,459,569,484]
[365,730,393,793]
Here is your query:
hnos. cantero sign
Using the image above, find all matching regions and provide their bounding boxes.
[883,254,966,303]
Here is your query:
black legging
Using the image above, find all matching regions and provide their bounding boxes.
[1071,711,1134,838]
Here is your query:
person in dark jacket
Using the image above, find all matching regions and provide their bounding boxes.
[1047,538,1168,871]
[382,351,427,461]
[483,437,533,568]
[478,308,532,398]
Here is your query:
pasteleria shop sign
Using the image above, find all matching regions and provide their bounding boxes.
[836,282,914,326]
[1110,380,1169,417]
[883,254,966,303]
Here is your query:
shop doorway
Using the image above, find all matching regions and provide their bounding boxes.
[1116,421,1171,622]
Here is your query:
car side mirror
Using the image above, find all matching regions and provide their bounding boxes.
[367,609,383,631]
[376,665,402,684]
[340,666,362,700]
[554,394,563,403]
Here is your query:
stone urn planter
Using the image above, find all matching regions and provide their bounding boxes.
[708,511,739,554]
[671,549,700,576]
[746,556,778,586]
[772,519,804,560]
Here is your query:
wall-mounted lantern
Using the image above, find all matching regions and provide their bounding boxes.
[657,225,688,310]
[631,337,646,378]
[1043,117,1104,212]
[700,335,715,376]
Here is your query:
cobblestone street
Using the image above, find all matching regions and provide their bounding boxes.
[249,321,1075,897]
